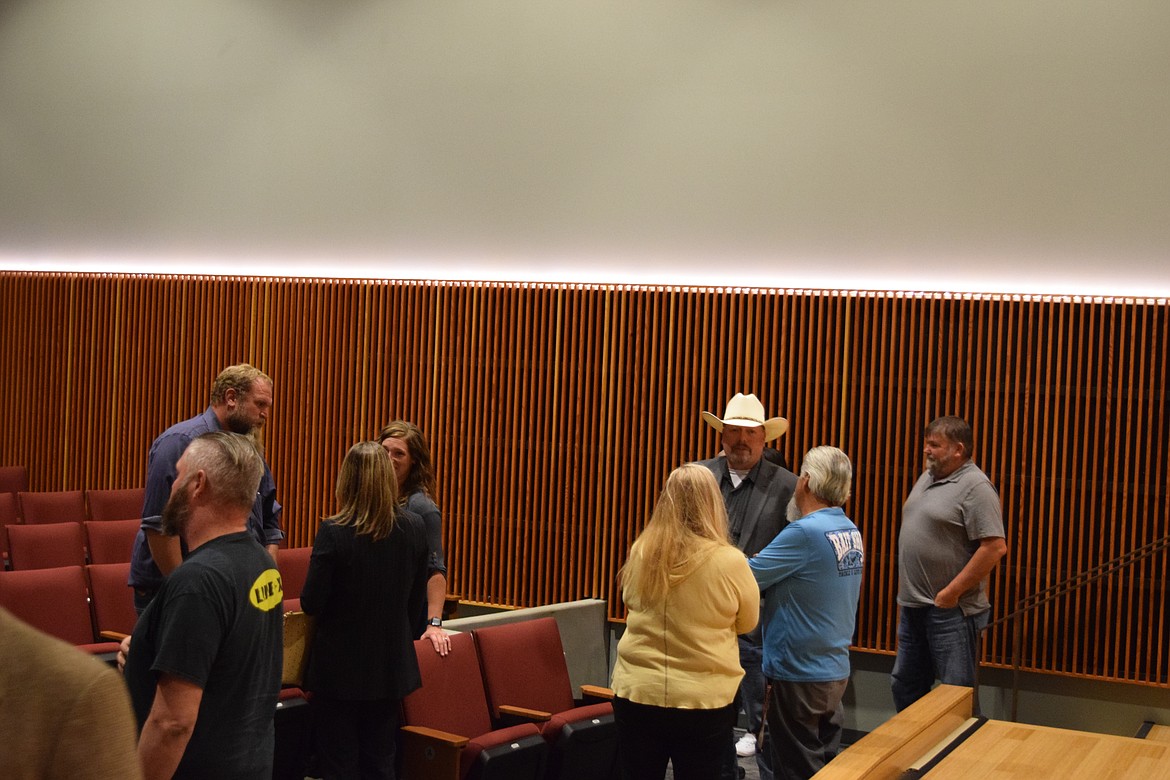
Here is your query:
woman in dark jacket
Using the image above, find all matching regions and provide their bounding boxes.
[301,440,431,780]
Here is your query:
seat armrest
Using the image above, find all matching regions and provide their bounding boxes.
[400,724,469,747]
[400,725,468,780]
[579,684,615,703]
[100,630,129,641]
[498,703,552,727]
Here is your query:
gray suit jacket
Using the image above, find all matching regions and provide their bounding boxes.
[697,455,797,557]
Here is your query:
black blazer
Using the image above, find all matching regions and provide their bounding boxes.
[696,455,797,557]
[300,509,429,700]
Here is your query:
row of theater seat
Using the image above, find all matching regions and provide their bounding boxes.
[0,548,314,650]
[0,563,136,656]
[4,518,140,570]
[273,617,614,780]
[0,475,147,568]
[400,617,617,780]
[1,484,145,523]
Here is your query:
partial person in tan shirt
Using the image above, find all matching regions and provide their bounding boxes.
[0,606,143,780]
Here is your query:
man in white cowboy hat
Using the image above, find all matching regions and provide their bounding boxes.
[698,392,797,780]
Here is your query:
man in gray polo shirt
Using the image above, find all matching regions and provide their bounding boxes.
[891,416,1007,711]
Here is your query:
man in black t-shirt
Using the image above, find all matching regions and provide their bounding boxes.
[123,432,283,780]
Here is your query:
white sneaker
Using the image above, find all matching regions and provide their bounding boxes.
[735,732,757,757]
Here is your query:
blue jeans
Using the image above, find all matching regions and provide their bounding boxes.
[720,633,773,780]
[890,606,989,712]
[738,633,766,733]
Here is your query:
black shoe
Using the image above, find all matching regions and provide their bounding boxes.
[738,767,746,779]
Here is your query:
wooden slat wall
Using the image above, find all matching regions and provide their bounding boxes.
[2,272,1168,686]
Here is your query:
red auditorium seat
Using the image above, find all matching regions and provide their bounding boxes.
[277,546,312,613]
[86,562,138,638]
[0,565,119,653]
[0,465,28,494]
[401,631,548,780]
[84,518,140,565]
[473,618,617,780]
[17,489,86,525]
[86,487,145,521]
[7,522,86,570]
[0,492,18,569]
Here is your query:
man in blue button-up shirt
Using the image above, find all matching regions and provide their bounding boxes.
[128,363,283,614]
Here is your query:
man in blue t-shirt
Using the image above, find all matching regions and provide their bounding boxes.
[122,432,283,779]
[749,446,863,780]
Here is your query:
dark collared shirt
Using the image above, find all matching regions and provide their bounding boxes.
[719,458,766,550]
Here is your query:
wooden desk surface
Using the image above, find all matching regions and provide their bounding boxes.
[815,685,973,780]
[1148,725,1170,744]
[926,720,1170,779]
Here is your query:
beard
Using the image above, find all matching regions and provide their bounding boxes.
[222,414,266,456]
[726,446,756,471]
[925,455,943,477]
[161,480,193,537]
[225,407,257,435]
[786,495,801,523]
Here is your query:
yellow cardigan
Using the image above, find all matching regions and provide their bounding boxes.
[612,544,760,709]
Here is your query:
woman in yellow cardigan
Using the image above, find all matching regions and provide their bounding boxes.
[612,463,761,780]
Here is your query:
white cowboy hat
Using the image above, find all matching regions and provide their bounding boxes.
[701,393,789,441]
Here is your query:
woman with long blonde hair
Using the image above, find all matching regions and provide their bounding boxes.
[301,441,433,779]
[611,464,760,780]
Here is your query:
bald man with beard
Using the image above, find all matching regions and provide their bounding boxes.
[123,432,283,780]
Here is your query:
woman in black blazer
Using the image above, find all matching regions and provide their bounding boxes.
[301,440,432,780]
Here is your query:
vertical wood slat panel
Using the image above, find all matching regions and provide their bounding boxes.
[1,272,1168,686]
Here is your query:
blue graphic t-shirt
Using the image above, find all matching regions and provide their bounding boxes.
[748,506,864,682]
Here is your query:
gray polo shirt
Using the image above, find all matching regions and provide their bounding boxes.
[897,460,1004,615]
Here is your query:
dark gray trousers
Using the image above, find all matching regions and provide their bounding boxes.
[764,677,848,780]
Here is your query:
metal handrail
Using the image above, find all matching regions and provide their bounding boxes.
[975,532,1170,721]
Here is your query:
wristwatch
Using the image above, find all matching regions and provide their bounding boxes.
[428,617,443,627]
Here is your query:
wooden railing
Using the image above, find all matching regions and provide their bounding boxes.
[979,531,1170,719]
[1,271,1167,687]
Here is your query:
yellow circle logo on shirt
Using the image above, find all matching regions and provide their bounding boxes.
[249,568,284,611]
